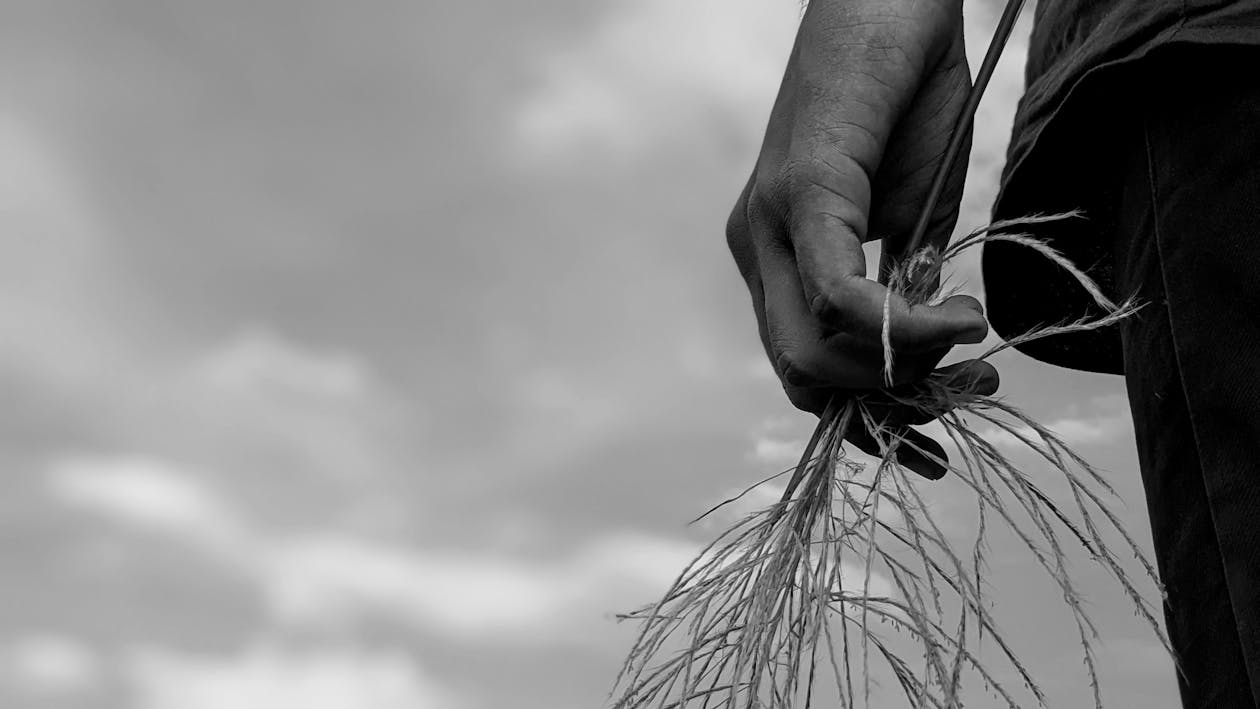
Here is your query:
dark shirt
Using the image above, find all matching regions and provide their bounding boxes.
[985,0,1260,374]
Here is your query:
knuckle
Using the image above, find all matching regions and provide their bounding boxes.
[779,158,848,199]
[744,171,791,235]
[806,290,831,321]
[774,347,818,388]
[757,159,829,205]
[725,201,751,252]
[752,158,869,239]
[776,160,816,197]
[808,130,879,184]
[806,283,845,326]
[786,387,826,415]
[725,183,765,281]
[782,161,869,233]
[807,277,868,334]
[750,173,787,222]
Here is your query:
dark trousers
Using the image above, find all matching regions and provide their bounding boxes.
[1111,46,1260,707]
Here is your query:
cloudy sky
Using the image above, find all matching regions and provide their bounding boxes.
[0,1,1177,708]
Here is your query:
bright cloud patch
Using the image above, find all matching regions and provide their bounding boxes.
[515,0,798,160]
[47,457,240,544]
[0,634,101,695]
[748,413,818,467]
[751,436,806,468]
[45,453,700,643]
[977,412,1132,452]
[195,328,370,400]
[513,0,1033,188]
[181,328,407,482]
[129,641,457,709]
[257,532,699,640]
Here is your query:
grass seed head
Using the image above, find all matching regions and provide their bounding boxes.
[612,214,1169,709]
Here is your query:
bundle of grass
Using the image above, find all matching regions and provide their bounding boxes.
[610,214,1171,709]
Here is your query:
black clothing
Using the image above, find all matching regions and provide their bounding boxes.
[995,43,1260,707]
[986,0,1260,373]
[966,1,1260,704]
[1110,48,1260,706]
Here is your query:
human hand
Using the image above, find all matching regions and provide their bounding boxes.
[726,0,998,478]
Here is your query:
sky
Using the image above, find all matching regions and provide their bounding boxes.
[0,2,1178,708]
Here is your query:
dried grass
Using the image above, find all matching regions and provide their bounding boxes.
[611,214,1171,709]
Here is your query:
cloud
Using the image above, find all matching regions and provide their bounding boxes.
[751,436,807,469]
[514,0,798,161]
[1045,414,1131,446]
[174,328,408,483]
[42,453,892,648]
[43,453,700,643]
[511,0,1033,206]
[128,640,458,709]
[42,453,896,658]
[747,413,818,467]
[0,122,393,491]
[0,633,101,695]
[0,112,136,393]
[256,532,699,641]
[195,328,370,400]
[46,457,241,545]
[975,412,1131,452]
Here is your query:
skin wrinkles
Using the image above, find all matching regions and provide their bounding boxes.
[726,0,993,475]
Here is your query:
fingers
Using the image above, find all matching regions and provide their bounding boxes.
[760,236,862,390]
[787,188,988,353]
[759,231,959,397]
[743,186,1000,476]
[725,176,759,286]
[746,187,997,420]
[845,423,949,481]
[932,359,1000,396]
[843,358,1001,480]
[896,429,950,480]
[866,359,1000,425]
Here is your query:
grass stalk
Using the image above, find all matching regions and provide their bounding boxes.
[612,215,1170,709]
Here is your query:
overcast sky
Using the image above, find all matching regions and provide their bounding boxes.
[0,2,1177,708]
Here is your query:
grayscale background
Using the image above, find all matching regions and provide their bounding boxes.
[0,1,1176,707]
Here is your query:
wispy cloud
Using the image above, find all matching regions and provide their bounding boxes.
[0,633,101,697]
[195,328,371,401]
[46,457,242,545]
[513,0,797,161]
[975,411,1132,452]
[44,454,698,643]
[128,640,458,709]
[261,532,697,640]
[751,436,806,468]
[747,414,817,467]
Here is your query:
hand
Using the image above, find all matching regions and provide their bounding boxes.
[726,0,998,478]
